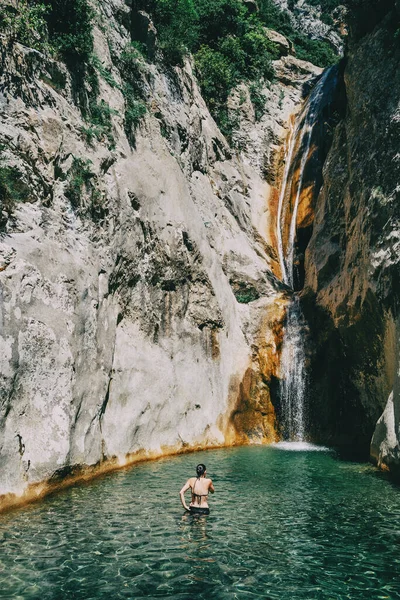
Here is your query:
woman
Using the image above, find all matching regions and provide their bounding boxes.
[179,463,215,515]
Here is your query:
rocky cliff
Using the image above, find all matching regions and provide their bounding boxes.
[302,0,400,466]
[0,0,329,509]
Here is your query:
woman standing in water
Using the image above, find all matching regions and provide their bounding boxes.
[179,463,215,515]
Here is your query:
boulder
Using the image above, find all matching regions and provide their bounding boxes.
[273,55,322,86]
[264,28,292,57]
[370,392,400,470]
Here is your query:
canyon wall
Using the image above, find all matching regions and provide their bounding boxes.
[0,0,326,508]
[302,0,400,465]
[4,0,399,506]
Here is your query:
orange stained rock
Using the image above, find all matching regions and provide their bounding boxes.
[296,142,319,230]
[267,185,281,278]
[296,183,315,229]
[0,440,234,515]
[273,120,319,272]
[226,298,288,446]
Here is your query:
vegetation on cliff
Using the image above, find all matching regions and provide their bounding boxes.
[0,0,93,61]
[0,0,339,141]
[291,0,343,27]
[148,0,337,130]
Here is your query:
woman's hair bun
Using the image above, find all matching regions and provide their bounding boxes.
[196,463,206,477]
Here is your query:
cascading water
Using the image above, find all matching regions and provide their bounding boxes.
[277,69,332,442]
[279,297,308,441]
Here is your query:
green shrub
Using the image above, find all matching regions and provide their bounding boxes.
[39,0,94,64]
[194,24,275,131]
[119,44,147,146]
[80,125,102,147]
[195,0,246,45]
[249,81,267,121]
[234,287,260,303]
[0,1,49,52]
[194,46,234,111]
[123,84,147,146]
[218,36,247,79]
[90,54,119,89]
[120,43,144,82]
[64,157,107,219]
[80,96,119,148]
[292,33,337,66]
[257,0,338,68]
[88,99,118,144]
[240,22,277,79]
[0,166,31,213]
[258,0,294,37]
[129,40,148,58]
[152,0,198,64]
[149,0,338,135]
[65,157,95,209]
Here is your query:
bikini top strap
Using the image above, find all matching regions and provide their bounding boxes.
[192,477,207,497]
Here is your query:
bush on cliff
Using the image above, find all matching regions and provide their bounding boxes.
[37,0,94,64]
[0,0,94,65]
[151,0,199,64]
[150,0,337,68]
[291,33,336,65]
[148,0,338,134]
[0,1,49,52]
[0,166,31,213]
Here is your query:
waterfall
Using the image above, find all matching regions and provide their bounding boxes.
[279,297,308,441]
[277,68,332,289]
[277,69,332,442]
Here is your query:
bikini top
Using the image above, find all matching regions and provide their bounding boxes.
[192,478,208,504]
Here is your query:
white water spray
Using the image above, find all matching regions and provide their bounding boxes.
[280,296,308,441]
[277,69,332,442]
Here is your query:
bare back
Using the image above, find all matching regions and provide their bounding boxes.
[179,471,215,512]
[189,477,213,508]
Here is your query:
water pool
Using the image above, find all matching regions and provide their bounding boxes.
[1,445,400,599]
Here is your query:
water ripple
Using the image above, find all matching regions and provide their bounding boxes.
[1,446,400,599]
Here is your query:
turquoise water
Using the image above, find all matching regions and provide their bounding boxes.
[1,445,400,599]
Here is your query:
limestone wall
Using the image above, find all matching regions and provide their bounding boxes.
[0,0,322,508]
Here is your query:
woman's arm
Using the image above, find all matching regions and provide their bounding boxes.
[208,479,215,494]
[179,480,191,511]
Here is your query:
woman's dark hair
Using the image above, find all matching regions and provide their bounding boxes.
[196,464,206,478]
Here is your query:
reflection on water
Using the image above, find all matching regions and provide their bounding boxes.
[1,446,400,599]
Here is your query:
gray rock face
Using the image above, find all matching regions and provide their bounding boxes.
[0,2,322,507]
[271,0,344,54]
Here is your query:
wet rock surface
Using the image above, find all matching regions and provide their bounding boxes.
[302,0,400,463]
